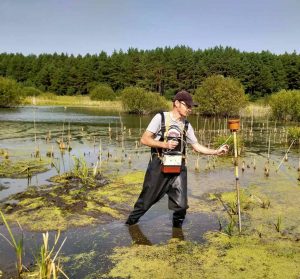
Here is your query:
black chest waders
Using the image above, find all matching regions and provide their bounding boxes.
[126,112,189,228]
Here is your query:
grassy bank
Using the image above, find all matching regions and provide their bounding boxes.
[23,94,123,110]
[22,94,272,121]
[23,94,270,118]
[239,103,271,118]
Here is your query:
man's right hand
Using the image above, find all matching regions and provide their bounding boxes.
[166,139,179,150]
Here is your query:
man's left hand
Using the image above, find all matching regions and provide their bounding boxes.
[216,144,229,155]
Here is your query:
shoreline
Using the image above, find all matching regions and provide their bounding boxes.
[23,95,271,117]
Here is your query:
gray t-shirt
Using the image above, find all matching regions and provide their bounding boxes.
[146,112,198,145]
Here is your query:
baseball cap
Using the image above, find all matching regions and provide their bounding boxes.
[173,90,198,107]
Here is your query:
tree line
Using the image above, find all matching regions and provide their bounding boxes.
[0,46,299,99]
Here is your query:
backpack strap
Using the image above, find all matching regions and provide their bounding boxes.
[182,120,189,155]
[160,111,166,142]
[151,112,165,156]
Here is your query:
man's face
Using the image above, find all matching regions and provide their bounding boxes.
[175,100,192,117]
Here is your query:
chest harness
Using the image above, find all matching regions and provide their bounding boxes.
[151,112,189,173]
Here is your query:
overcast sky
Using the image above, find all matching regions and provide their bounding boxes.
[0,0,299,55]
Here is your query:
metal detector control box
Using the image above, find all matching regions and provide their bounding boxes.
[161,151,183,173]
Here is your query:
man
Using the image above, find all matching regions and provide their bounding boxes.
[126,90,229,228]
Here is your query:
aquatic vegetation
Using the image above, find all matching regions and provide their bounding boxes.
[106,234,300,279]
[0,148,9,159]
[287,126,300,143]
[72,156,92,186]
[213,134,244,156]
[1,171,143,231]
[209,190,254,216]
[36,231,68,279]
[274,215,283,233]
[0,210,24,276]
[0,158,50,178]
[61,251,98,278]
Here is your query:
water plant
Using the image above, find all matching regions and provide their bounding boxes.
[51,159,60,175]
[37,231,69,279]
[0,158,50,178]
[223,218,236,237]
[250,194,270,209]
[274,215,283,233]
[72,156,94,186]
[0,149,9,160]
[287,127,300,143]
[0,210,24,276]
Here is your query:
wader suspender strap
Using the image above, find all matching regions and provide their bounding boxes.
[150,112,189,156]
[151,112,165,156]
[182,120,189,155]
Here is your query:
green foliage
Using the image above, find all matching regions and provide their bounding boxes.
[89,84,116,101]
[0,76,24,107]
[194,75,247,117]
[39,92,58,100]
[269,90,300,121]
[121,86,168,114]
[72,156,93,186]
[287,126,300,142]
[22,86,42,96]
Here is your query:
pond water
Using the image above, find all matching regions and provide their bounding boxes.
[0,106,300,278]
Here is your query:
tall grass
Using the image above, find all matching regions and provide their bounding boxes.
[239,103,271,118]
[24,93,123,110]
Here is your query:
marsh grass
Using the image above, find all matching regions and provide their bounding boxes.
[72,156,93,186]
[223,218,236,236]
[0,210,24,277]
[274,216,283,233]
[240,103,271,118]
[51,159,60,175]
[24,94,123,110]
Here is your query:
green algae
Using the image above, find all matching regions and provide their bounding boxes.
[62,251,98,275]
[1,171,143,231]
[103,155,300,279]
[106,233,300,279]
[0,158,50,178]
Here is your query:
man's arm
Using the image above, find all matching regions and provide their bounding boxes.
[140,131,178,150]
[191,142,229,155]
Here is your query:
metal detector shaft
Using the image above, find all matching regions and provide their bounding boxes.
[233,131,242,233]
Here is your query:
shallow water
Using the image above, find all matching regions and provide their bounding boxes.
[0,106,300,278]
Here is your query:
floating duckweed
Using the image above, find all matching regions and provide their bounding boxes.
[0,158,50,178]
[1,171,143,231]
[106,233,300,279]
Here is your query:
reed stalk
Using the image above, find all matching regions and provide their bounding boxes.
[37,231,68,279]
